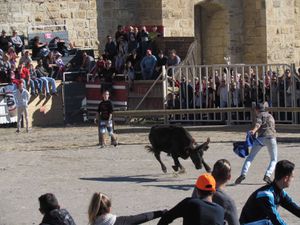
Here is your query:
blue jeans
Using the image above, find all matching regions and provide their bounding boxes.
[243,219,273,225]
[39,77,57,94]
[241,137,277,177]
[98,120,113,136]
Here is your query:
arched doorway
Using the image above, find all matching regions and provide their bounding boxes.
[194,2,229,65]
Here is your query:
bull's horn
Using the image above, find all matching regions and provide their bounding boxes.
[206,137,210,143]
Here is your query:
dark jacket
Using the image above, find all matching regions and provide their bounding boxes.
[240,183,300,225]
[158,197,224,225]
[40,208,76,225]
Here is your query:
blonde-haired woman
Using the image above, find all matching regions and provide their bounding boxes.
[88,192,166,225]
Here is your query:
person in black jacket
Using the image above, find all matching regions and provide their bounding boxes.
[94,90,117,147]
[158,173,224,225]
[39,193,76,225]
[240,160,300,225]
[87,192,166,225]
[192,159,240,225]
[0,30,11,52]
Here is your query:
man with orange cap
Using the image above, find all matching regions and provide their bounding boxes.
[157,173,224,225]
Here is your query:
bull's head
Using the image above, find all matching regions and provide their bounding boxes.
[189,137,210,170]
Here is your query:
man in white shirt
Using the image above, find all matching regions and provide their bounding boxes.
[14,82,30,133]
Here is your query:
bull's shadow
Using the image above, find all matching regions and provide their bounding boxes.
[80,174,176,184]
[143,184,194,191]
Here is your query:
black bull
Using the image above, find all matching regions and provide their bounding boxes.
[146,125,211,173]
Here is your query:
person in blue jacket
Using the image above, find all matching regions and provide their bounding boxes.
[240,160,300,225]
[140,49,157,80]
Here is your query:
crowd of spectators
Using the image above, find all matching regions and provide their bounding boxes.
[90,25,181,92]
[0,29,64,96]
[166,67,295,113]
[1,26,298,117]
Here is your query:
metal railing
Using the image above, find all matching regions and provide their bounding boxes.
[165,64,300,124]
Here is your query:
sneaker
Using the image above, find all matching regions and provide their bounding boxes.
[51,92,58,96]
[235,175,246,185]
[16,129,20,133]
[111,141,118,147]
[263,175,272,184]
[98,143,105,148]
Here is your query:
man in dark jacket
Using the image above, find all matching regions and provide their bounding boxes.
[158,173,224,225]
[192,159,240,225]
[240,160,300,225]
[39,193,76,225]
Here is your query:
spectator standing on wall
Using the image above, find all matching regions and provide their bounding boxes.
[126,50,141,80]
[104,35,117,61]
[148,26,161,41]
[166,49,181,67]
[15,82,30,133]
[0,54,11,83]
[101,60,115,94]
[35,59,58,96]
[18,50,32,67]
[139,26,149,56]
[80,51,95,74]
[114,52,125,74]
[94,90,118,148]
[115,25,127,52]
[124,61,135,91]
[0,30,11,52]
[166,49,181,77]
[10,30,24,55]
[32,36,47,59]
[140,49,156,80]
[28,63,43,96]
[154,50,168,79]
[7,47,18,67]
[217,79,228,108]
[92,55,106,81]
[127,26,139,54]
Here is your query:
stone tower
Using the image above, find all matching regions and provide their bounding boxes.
[99,0,300,66]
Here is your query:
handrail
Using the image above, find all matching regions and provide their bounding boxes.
[179,40,197,66]
[134,71,164,110]
[114,107,300,117]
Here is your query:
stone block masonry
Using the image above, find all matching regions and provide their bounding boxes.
[2,0,300,66]
[0,0,98,49]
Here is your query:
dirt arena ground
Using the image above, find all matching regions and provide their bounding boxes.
[0,124,300,225]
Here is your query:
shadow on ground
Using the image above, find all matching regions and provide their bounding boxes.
[143,184,194,191]
[79,174,177,184]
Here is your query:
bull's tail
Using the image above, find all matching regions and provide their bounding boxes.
[145,145,155,153]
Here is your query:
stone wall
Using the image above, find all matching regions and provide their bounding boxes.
[161,0,195,37]
[2,0,300,66]
[266,0,300,65]
[196,2,230,65]
[242,0,267,64]
[97,0,162,52]
[162,0,244,64]
[0,0,98,49]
